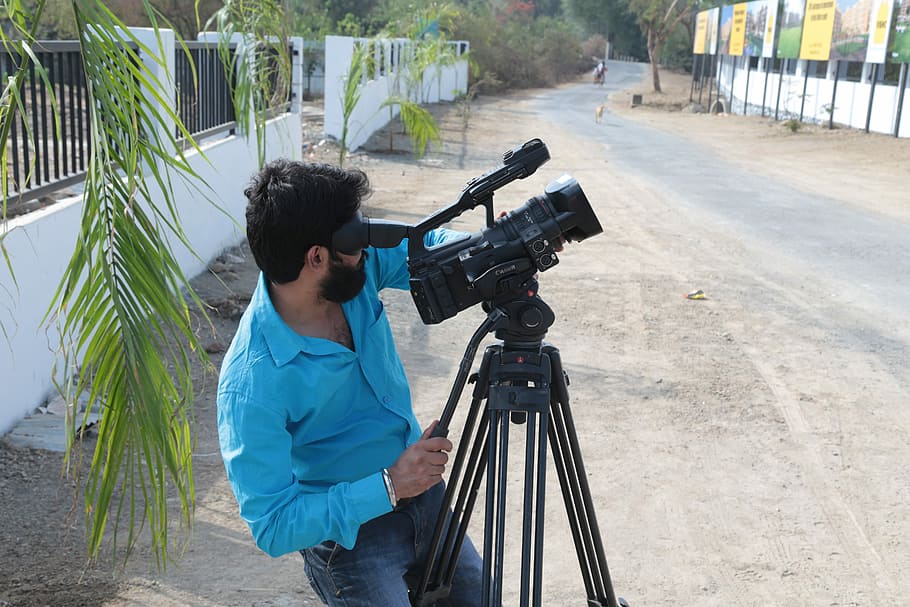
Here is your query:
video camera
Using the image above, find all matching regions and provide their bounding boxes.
[332,138,603,325]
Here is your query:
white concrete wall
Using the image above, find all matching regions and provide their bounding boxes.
[0,31,302,435]
[717,58,910,137]
[324,35,470,152]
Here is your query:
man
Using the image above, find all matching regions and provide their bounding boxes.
[217,159,483,606]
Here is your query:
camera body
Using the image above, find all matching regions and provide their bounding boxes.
[331,139,603,325]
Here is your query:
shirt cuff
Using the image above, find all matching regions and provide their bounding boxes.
[349,471,394,524]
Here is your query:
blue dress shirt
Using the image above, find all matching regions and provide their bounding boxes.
[217,230,464,557]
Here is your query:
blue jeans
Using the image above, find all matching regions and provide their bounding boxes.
[301,482,483,606]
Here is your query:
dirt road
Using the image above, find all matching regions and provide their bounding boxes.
[2,67,908,607]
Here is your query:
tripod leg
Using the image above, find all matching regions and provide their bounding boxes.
[484,348,553,607]
[544,345,621,607]
[414,348,496,606]
[519,400,548,607]
[485,404,510,607]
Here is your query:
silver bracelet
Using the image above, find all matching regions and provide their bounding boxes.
[381,468,397,507]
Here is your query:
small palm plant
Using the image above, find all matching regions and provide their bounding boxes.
[338,41,367,166]
[338,38,441,164]
[208,0,291,162]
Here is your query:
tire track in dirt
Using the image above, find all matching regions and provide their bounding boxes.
[742,345,900,605]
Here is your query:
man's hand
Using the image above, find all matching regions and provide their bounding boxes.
[387,421,452,500]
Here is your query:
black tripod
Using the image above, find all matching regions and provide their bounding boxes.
[412,280,627,607]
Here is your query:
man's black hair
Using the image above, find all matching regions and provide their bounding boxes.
[244,159,370,284]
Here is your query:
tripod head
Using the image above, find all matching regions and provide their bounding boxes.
[483,277,555,350]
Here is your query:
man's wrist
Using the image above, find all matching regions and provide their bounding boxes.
[381,468,397,507]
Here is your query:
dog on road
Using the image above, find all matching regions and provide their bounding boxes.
[595,103,607,124]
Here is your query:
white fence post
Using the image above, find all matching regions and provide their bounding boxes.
[291,36,304,113]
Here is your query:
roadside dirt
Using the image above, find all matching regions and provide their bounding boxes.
[2,68,908,607]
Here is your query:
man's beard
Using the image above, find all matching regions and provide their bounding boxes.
[319,250,367,303]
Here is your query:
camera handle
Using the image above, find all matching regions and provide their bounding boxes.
[412,289,627,607]
[409,139,550,259]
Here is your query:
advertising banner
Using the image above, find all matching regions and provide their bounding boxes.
[694,10,710,53]
[778,0,808,57]
[730,3,750,54]
[890,0,910,61]
[761,0,780,57]
[865,0,896,62]
[799,0,837,60]
[743,0,780,56]
[720,5,736,53]
[707,7,722,54]
[830,0,878,62]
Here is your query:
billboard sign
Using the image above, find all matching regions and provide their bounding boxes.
[890,0,910,61]
[865,0,896,63]
[800,0,838,60]
[707,7,722,54]
[720,5,736,53]
[779,0,808,57]
[694,10,710,53]
[743,0,781,56]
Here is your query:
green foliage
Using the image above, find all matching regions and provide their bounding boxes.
[54,0,211,568]
[24,0,223,38]
[207,0,292,165]
[382,96,441,156]
[338,42,367,166]
[784,118,801,132]
[566,0,647,59]
[336,12,365,36]
[1,0,53,298]
[659,18,694,71]
[452,7,587,93]
[338,31,446,161]
[375,0,460,38]
[624,0,697,91]
[565,0,612,36]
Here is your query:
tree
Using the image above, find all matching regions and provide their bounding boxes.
[626,0,697,91]
[36,0,225,39]
[0,0,288,568]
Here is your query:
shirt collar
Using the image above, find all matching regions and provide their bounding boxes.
[252,272,353,367]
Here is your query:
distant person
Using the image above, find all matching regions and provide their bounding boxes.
[594,61,607,85]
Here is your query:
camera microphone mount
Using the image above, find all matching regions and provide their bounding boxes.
[411,279,628,607]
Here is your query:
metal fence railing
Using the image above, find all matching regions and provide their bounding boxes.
[175,42,237,141]
[2,40,93,212]
[4,36,299,212]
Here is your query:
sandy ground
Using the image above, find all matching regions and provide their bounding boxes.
[2,67,909,607]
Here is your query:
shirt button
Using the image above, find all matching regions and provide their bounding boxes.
[382,396,391,404]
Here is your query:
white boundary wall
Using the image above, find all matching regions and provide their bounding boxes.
[0,29,303,434]
[716,57,910,138]
[324,35,470,151]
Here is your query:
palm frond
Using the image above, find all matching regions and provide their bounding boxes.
[380,95,441,158]
[206,0,291,166]
[338,42,368,166]
[37,0,216,568]
[2,0,289,569]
